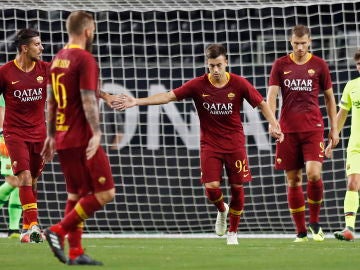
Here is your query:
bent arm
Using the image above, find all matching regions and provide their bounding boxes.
[46,85,57,138]
[81,89,102,159]
[40,85,58,161]
[325,107,348,158]
[266,85,280,115]
[80,89,101,135]
[257,100,284,142]
[324,88,339,147]
[258,100,279,128]
[336,108,349,134]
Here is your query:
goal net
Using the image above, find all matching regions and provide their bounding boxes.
[0,0,358,235]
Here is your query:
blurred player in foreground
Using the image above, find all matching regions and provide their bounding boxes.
[0,95,22,238]
[326,50,360,241]
[42,11,115,265]
[0,28,49,243]
[267,24,339,242]
[118,43,283,245]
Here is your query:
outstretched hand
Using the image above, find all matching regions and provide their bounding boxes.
[111,94,137,111]
[103,94,122,109]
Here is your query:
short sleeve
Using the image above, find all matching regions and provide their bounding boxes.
[339,81,352,111]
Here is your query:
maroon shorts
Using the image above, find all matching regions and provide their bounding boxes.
[57,146,115,196]
[200,149,252,184]
[5,138,45,177]
[275,130,324,171]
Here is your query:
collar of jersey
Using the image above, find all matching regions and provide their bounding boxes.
[13,59,36,72]
[289,52,312,64]
[64,44,82,49]
[208,72,230,87]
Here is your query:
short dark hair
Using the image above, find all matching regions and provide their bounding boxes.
[15,28,40,52]
[290,24,311,38]
[354,50,360,61]
[205,44,227,59]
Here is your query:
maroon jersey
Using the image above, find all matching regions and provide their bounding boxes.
[269,53,332,133]
[0,60,48,141]
[173,73,263,153]
[49,45,99,150]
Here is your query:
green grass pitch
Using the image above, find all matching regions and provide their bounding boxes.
[0,237,359,270]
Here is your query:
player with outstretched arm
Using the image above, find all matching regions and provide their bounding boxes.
[118,43,283,245]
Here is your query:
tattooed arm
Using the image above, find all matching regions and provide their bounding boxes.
[41,85,57,161]
[81,89,102,160]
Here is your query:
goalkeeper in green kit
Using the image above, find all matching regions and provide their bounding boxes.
[0,95,22,238]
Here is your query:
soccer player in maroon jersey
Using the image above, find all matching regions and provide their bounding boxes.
[0,28,49,244]
[118,43,283,245]
[41,11,115,265]
[267,24,339,242]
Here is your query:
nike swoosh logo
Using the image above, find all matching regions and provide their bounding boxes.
[202,94,210,97]
[11,80,20,85]
[283,71,292,75]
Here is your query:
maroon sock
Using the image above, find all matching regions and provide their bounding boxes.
[228,186,244,232]
[307,179,323,224]
[69,247,85,260]
[65,199,77,215]
[68,227,83,250]
[19,186,38,226]
[32,186,37,200]
[64,199,83,250]
[60,194,102,232]
[205,187,225,212]
[288,186,306,234]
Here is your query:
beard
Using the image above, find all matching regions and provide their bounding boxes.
[30,55,40,62]
[85,38,93,53]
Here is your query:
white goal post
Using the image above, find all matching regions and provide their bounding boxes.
[0,0,358,235]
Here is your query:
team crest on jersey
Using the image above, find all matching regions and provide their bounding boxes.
[307,69,315,76]
[36,76,44,83]
[276,158,282,164]
[98,176,106,184]
[353,100,360,109]
[227,92,235,100]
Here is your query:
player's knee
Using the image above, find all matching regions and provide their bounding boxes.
[204,181,221,189]
[347,178,360,191]
[306,173,321,182]
[287,178,302,187]
[95,188,115,205]
[17,170,32,186]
